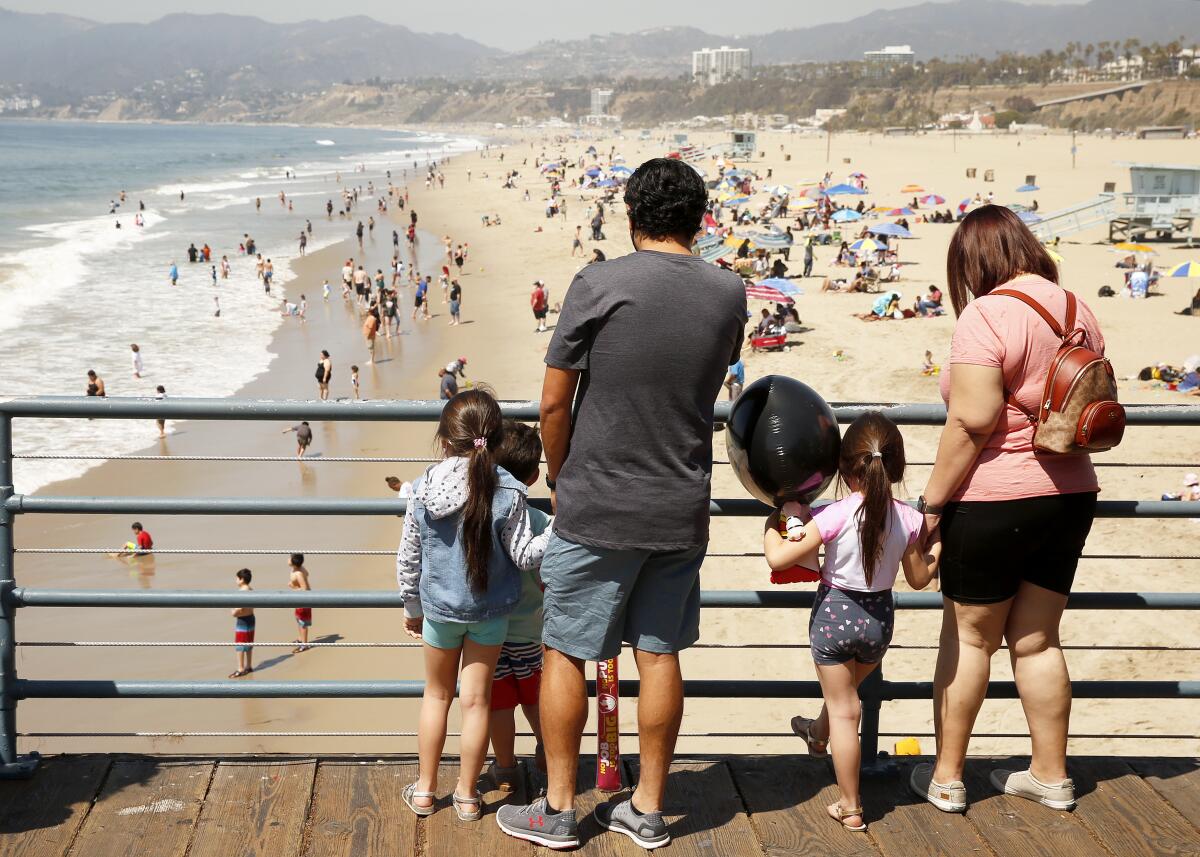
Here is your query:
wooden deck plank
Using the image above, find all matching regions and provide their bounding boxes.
[860,761,994,857]
[570,756,644,857]
[1070,758,1200,857]
[1127,758,1200,832]
[304,761,417,857]
[0,755,110,857]
[652,760,763,857]
[426,762,532,857]
[67,759,212,857]
[732,756,880,857]
[959,759,1107,857]
[187,759,316,857]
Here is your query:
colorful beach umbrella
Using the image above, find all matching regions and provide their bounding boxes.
[885,208,915,216]
[585,167,602,177]
[849,171,868,178]
[720,195,751,206]
[746,283,793,303]
[758,277,804,297]
[698,243,730,263]
[1113,242,1155,254]
[795,199,818,210]
[825,183,867,195]
[610,165,633,175]
[1167,261,1200,277]
[920,194,945,205]
[850,238,883,254]
[832,209,862,223]
[868,223,913,238]
[901,184,924,193]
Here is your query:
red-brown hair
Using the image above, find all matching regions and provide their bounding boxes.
[946,205,1058,315]
[837,412,906,587]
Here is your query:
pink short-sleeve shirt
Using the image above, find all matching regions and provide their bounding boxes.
[813,494,924,592]
[938,275,1102,502]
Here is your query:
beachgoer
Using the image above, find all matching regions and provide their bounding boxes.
[130,344,143,379]
[351,365,360,400]
[498,157,746,850]
[116,521,154,557]
[363,312,379,364]
[86,370,105,398]
[913,206,1106,814]
[438,368,458,400]
[316,351,332,400]
[288,553,312,653]
[571,226,584,257]
[396,390,551,822]
[169,262,178,286]
[231,569,255,678]
[449,280,463,326]
[283,421,313,458]
[413,277,430,321]
[771,413,937,833]
[154,385,167,437]
[487,420,552,791]
[530,281,548,333]
[725,357,745,400]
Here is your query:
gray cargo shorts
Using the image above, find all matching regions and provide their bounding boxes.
[540,533,706,661]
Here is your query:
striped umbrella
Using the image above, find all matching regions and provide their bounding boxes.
[885,207,915,216]
[746,283,793,303]
[758,277,805,297]
[1167,261,1200,277]
[1114,242,1156,254]
[850,238,884,254]
[698,243,730,263]
[920,194,945,205]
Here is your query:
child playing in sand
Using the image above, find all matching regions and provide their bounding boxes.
[764,413,939,833]
[289,553,312,653]
[397,389,551,822]
[350,365,360,400]
[487,420,552,792]
[921,350,940,376]
[231,568,255,678]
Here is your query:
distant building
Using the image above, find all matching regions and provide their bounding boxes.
[590,88,613,116]
[692,46,752,86]
[863,45,916,78]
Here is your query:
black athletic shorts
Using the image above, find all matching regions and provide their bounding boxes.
[938,492,1097,605]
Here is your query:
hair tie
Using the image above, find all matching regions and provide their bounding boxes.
[473,437,487,449]
[870,451,883,459]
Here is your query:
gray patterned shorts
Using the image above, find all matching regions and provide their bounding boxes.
[808,583,894,666]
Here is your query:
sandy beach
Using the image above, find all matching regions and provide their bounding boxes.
[12,126,1199,759]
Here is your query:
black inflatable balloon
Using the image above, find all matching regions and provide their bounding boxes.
[726,375,841,506]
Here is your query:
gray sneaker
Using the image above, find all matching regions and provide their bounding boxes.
[990,768,1076,810]
[593,796,670,850]
[496,797,579,850]
[909,762,968,813]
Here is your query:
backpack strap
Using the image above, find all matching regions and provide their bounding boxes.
[991,288,1070,339]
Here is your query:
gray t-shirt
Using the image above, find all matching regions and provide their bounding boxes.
[294,423,312,444]
[546,249,747,550]
[439,373,458,400]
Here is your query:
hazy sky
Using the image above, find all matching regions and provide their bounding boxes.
[6,0,1084,50]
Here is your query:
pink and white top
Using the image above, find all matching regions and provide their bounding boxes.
[812,494,924,593]
[938,274,1102,502]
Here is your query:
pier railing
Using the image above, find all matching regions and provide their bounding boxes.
[1,396,1198,778]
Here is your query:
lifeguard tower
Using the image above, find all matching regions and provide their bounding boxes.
[1109,163,1200,241]
[729,130,756,160]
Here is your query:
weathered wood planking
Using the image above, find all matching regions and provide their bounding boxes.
[186,759,316,857]
[425,762,532,857]
[861,760,993,857]
[304,760,417,857]
[1128,758,1200,832]
[0,755,110,857]
[1070,758,1200,857]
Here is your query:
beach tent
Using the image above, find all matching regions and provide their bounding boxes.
[746,283,794,303]
[1016,184,1040,192]
[1167,261,1200,277]
[824,183,867,195]
[868,223,913,238]
[831,209,862,223]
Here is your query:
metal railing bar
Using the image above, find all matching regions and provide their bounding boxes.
[6,396,1200,426]
[16,730,1199,740]
[8,495,1200,519]
[10,588,1200,610]
[14,678,1198,700]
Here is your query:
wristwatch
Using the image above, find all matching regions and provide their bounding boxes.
[916,495,943,515]
[545,476,557,491]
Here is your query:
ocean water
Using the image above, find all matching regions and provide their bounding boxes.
[0,120,478,493]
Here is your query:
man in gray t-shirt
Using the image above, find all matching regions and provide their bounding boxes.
[498,158,746,850]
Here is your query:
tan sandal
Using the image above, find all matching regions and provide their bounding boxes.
[402,783,436,817]
[790,716,829,758]
[452,790,482,822]
[827,802,867,832]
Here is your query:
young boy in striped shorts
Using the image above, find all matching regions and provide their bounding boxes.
[489,420,551,791]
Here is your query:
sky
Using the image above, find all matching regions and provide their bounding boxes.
[3,0,1084,50]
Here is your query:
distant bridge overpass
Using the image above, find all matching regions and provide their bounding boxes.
[1035,80,1153,109]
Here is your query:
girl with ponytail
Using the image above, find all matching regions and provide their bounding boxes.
[397,388,551,822]
[764,411,939,833]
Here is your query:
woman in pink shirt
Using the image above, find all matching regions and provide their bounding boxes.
[911,207,1105,815]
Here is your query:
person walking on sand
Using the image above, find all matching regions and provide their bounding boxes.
[230,568,255,678]
[130,344,143,379]
[449,280,463,326]
[289,553,313,653]
[155,385,167,437]
[530,280,549,333]
[351,364,361,400]
[315,350,332,400]
[497,157,746,850]
[364,310,380,364]
[282,421,313,458]
[571,225,584,257]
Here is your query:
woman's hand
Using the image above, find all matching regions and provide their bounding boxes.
[404,616,423,640]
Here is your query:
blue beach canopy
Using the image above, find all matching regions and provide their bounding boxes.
[868,223,913,238]
[824,183,867,195]
[831,209,862,223]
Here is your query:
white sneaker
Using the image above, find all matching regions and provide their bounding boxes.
[910,763,967,812]
[990,768,1076,810]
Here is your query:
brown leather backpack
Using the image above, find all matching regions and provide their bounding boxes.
[992,288,1125,454]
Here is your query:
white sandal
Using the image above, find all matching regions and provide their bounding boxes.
[452,790,483,822]
[402,782,436,817]
[828,801,867,832]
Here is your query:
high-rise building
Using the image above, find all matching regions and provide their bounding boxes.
[692,46,752,86]
[590,88,614,117]
[863,45,916,78]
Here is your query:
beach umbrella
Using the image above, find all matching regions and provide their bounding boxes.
[758,277,805,297]
[825,183,867,195]
[795,199,818,210]
[596,179,617,188]
[751,232,793,248]
[540,162,560,171]
[901,184,924,193]
[850,238,883,254]
[725,234,754,249]
[920,194,945,205]
[1167,261,1200,277]
[698,243,730,263]
[1016,184,1039,192]
[958,197,972,213]
[868,223,913,238]
[766,184,792,196]
[610,165,633,175]
[831,209,862,223]
[613,154,626,162]
[585,167,602,177]
[720,195,751,206]
[849,171,867,178]
[885,207,915,216]
[746,282,793,303]
[694,233,723,250]
[1113,242,1156,254]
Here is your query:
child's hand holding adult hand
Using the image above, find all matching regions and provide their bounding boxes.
[404,616,423,640]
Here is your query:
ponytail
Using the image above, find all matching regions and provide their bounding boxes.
[436,388,504,592]
[838,412,907,587]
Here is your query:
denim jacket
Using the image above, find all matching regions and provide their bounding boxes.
[396,457,550,623]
